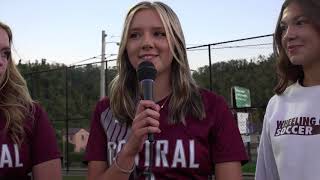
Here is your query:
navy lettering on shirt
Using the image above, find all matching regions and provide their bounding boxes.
[274,116,320,136]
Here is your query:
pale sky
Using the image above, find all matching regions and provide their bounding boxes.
[1,0,283,70]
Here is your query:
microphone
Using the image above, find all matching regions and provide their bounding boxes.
[137,61,157,142]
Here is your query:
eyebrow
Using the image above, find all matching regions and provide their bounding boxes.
[0,47,11,51]
[129,26,165,31]
[280,15,306,25]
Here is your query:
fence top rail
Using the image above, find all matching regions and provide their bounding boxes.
[186,34,274,50]
[22,59,117,75]
[22,34,274,75]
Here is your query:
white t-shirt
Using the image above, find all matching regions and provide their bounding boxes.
[256,81,320,180]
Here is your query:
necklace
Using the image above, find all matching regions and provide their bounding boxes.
[159,95,170,109]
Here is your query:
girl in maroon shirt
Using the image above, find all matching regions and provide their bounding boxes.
[0,21,61,180]
[85,1,247,180]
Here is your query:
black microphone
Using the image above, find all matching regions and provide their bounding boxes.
[137,61,157,142]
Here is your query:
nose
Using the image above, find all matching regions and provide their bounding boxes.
[282,25,297,42]
[141,33,154,50]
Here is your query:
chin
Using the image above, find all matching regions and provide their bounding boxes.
[289,56,305,65]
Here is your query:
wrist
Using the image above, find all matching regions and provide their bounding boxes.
[114,153,135,174]
[121,143,136,158]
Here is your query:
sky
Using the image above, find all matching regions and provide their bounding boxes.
[1,0,283,70]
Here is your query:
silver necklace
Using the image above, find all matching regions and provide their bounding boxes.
[159,96,170,109]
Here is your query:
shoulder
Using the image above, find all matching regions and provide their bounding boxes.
[30,102,48,120]
[94,97,110,114]
[282,81,300,96]
[91,97,113,129]
[32,102,45,114]
[266,82,300,112]
[199,88,228,109]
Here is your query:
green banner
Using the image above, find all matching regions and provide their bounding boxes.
[234,86,251,108]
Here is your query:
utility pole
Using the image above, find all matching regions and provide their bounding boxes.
[100,30,107,99]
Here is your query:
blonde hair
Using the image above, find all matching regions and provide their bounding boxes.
[0,22,34,145]
[109,1,205,124]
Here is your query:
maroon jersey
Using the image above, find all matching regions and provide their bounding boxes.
[85,89,248,179]
[0,103,61,180]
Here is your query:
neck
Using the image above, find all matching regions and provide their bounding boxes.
[303,61,320,86]
[153,71,172,102]
[0,75,5,89]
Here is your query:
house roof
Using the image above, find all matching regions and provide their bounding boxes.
[64,128,89,136]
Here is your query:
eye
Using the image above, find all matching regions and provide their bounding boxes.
[296,19,308,26]
[295,16,310,26]
[279,24,287,34]
[129,32,141,39]
[0,49,11,60]
[154,31,166,38]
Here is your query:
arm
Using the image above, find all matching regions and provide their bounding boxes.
[88,149,134,180]
[87,149,135,180]
[32,158,62,180]
[255,105,279,180]
[88,161,108,180]
[215,161,242,180]
[31,104,62,180]
[209,95,248,177]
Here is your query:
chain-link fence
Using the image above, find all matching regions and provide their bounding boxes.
[20,34,275,173]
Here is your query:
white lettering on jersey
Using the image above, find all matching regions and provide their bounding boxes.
[14,144,23,167]
[189,140,199,168]
[107,139,199,169]
[117,140,126,154]
[0,145,13,168]
[171,139,186,168]
[144,141,151,166]
[155,140,169,167]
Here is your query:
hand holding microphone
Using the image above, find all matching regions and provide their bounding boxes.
[137,61,158,142]
[122,61,161,158]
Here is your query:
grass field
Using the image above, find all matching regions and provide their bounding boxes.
[242,162,256,173]
[62,162,256,180]
[63,176,86,180]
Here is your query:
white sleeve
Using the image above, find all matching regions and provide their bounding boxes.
[255,102,280,180]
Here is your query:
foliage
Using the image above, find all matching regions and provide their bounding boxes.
[18,54,277,136]
[242,162,256,173]
[18,60,117,130]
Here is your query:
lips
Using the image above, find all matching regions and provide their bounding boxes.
[139,54,158,60]
[287,45,303,55]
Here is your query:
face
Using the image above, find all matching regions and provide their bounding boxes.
[0,27,10,81]
[280,2,320,68]
[126,8,173,77]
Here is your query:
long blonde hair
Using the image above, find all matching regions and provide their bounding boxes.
[109,1,205,124]
[0,22,34,145]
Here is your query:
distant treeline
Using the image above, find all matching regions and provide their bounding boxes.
[17,54,277,131]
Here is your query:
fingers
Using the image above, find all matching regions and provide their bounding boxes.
[132,116,161,133]
[132,100,161,137]
[135,107,160,122]
[135,100,160,116]
[122,100,161,157]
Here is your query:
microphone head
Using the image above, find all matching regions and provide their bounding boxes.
[137,61,157,81]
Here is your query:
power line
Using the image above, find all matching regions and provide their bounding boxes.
[69,58,117,68]
[69,53,118,65]
[22,58,118,76]
[69,55,101,66]
[11,44,23,62]
[187,43,272,51]
[187,34,273,50]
